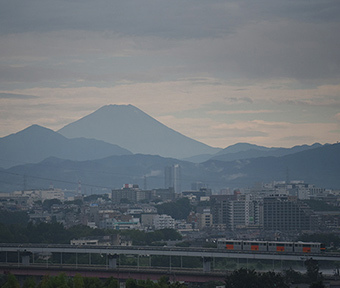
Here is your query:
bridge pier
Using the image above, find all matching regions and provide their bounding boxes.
[203,257,212,273]
[108,254,119,269]
[21,251,32,266]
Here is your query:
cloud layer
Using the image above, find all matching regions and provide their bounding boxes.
[0,0,339,148]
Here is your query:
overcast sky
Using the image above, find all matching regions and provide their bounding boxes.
[1,0,340,148]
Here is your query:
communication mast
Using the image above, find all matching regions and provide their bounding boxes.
[77,180,82,196]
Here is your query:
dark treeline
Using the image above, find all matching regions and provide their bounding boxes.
[0,220,106,244]
[0,220,182,246]
[0,266,326,288]
[225,266,325,288]
[298,233,340,248]
[0,273,187,288]
[156,198,192,220]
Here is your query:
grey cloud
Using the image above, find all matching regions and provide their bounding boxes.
[280,135,316,143]
[0,0,339,84]
[0,64,121,84]
[220,129,268,138]
[1,0,339,38]
[277,97,340,108]
[0,65,73,83]
[178,20,340,83]
[0,92,38,99]
[0,0,241,37]
[228,97,253,104]
[239,0,340,23]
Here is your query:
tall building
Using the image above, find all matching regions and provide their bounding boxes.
[197,209,213,230]
[263,196,314,231]
[164,164,181,193]
[210,195,236,229]
[227,195,262,230]
[211,193,262,231]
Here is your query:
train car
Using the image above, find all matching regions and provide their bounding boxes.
[217,239,324,254]
[267,241,294,253]
[217,239,242,251]
[293,242,324,253]
[242,241,268,252]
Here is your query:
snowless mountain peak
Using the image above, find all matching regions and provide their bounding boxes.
[58,104,220,159]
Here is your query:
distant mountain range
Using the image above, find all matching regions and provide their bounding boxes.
[202,142,340,190]
[210,142,324,162]
[0,142,339,193]
[0,104,338,193]
[0,125,131,169]
[58,104,220,159]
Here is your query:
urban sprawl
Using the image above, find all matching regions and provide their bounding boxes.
[1,164,339,245]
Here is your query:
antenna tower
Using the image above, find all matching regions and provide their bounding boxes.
[144,175,147,190]
[77,180,82,195]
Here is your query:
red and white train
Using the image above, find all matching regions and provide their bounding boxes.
[217,239,325,254]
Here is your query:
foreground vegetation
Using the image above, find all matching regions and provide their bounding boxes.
[0,265,327,288]
[0,273,187,288]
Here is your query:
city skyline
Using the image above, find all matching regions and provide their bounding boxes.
[1,1,340,148]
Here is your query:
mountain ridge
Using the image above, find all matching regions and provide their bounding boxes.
[0,142,339,193]
[210,142,323,162]
[0,124,132,169]
[58,104,221,159]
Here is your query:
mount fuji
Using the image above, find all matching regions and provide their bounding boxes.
[58,104,220,159]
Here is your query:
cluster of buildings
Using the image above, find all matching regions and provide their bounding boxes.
[1,172,340,241]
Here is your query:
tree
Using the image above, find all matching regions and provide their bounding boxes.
[168,282,187,288]
[225,268,289,288]
[0,223,15,242]
[137,279,156,288]
[50,273,69,288]
[2,274,20,288]
[298,233,340,248]
[42,199,62,211]
[37,275,52,288]
[157,276,170,288]
[83,277,103,288]
[103,277,118,288]
[305,258,322,284]
[0,210,29,225]
[125,279,138,288]
[158,228,182,241]
[283,268,306,284]
[23,277,37,288]
[309,281,325,288]
[260,271,288,288]
[175,241,190,247]
[225,268,260,288]
[73,274,84,288]
[156,198,192,220]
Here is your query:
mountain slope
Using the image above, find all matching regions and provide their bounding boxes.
[0,154,196,193]
[211,142,323,162]
[58,104,220,159]
[203,142,340,189]
[0,125,131,169]
[0,143,339,193]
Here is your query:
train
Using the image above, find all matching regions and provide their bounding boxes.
[217,239,325,254]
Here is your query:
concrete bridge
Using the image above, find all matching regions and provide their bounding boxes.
[0,264,226,283]
[1,243,340,282]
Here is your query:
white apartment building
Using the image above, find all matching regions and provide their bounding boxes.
[99,218,140,230]
[153,214,175,230]
[228,194,261,230]
[13,188,65,202]
[197,212,213,230]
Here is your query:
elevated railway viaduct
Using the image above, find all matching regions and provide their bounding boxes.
[1,244,340,283]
